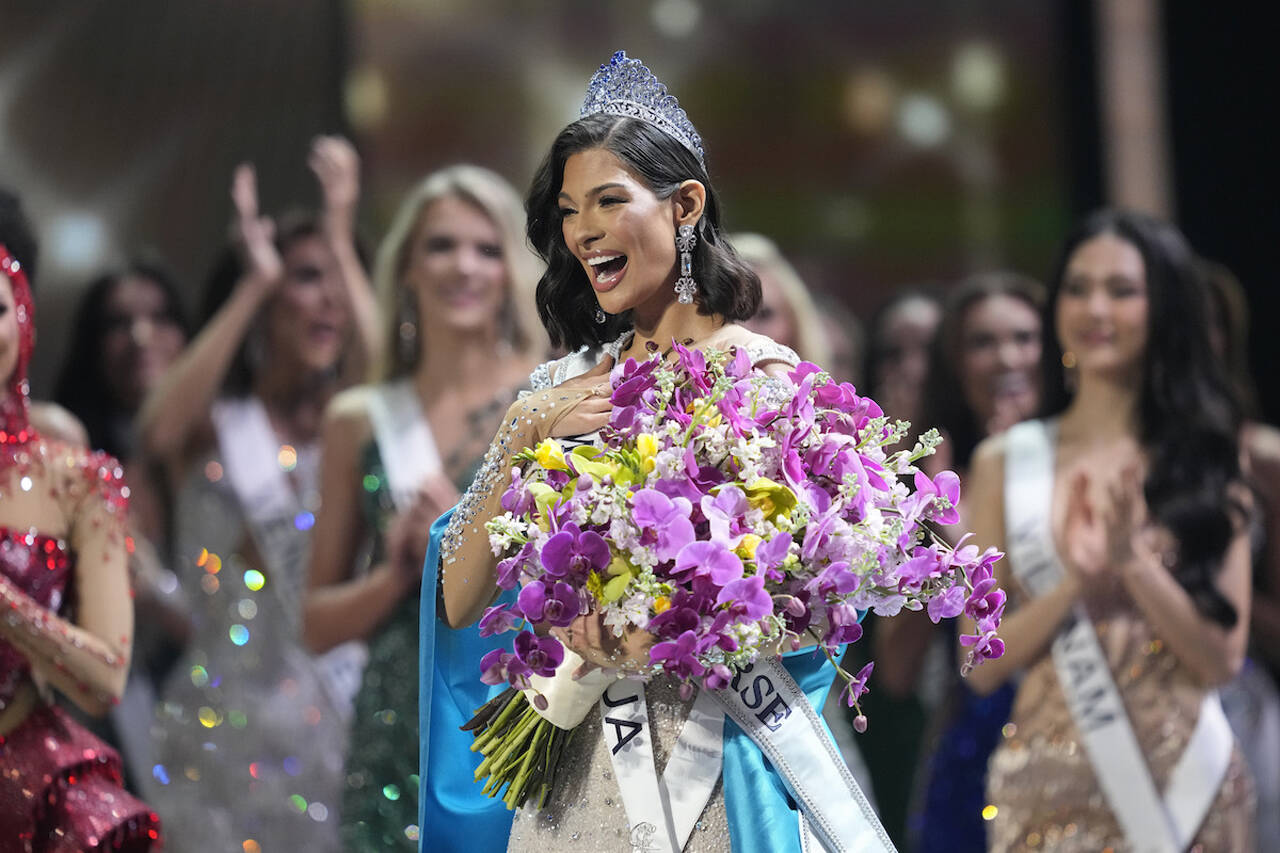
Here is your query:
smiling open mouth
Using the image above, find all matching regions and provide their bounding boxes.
[588,253,628,284]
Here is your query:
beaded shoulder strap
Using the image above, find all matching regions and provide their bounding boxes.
[743,340,801,368]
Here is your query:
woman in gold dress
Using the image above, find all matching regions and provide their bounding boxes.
[961,209,1256,851]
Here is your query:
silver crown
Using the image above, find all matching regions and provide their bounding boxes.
[580,51,705,165]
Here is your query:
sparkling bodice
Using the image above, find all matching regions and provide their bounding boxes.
[0,526,71,706]
[507,675,730,852]
[987,565,1256,851]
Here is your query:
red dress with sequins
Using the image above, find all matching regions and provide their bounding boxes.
[0,527,163,851]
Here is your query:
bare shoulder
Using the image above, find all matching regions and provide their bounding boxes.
[1243,421,1280,477]
[968,432,1008,484]
[28,401,89,447]
[322,384,375,447]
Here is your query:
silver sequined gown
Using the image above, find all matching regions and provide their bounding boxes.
[143,438,347,853]
[500,333,800,852]
[508,678,730,852]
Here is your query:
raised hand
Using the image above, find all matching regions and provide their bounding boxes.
[309,135,360,234]
[230,163,283,287]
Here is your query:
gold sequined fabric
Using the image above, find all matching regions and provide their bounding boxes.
[507,675,731,852]
[987,592,1256,852]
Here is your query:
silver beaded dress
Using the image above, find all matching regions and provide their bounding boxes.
[144,411,347,853]
[499,332,800,853]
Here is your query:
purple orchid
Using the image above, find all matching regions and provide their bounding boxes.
[673,540,744,587]
[540,523,610,579]
[825,603,865,645]
[518,581,581,627]
[841,661,874,707]
[926,585,967,623]
[803,560,859,598]
[912,469,961,526]
[717,574,773,622]
[478,603,520,637]
[631,489,696,561]
[650,629,708,679]
[513,631,564,678]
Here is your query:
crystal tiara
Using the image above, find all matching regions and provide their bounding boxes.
[580,50,706,166]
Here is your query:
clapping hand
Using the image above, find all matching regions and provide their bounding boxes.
[383,474,461,585]
[309,135,360,237]
[230,163,283,287]
[1062,465,1153,583]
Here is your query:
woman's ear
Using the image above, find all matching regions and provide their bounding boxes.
[672,180,706,230]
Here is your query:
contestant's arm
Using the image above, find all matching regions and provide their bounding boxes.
[309,136,381,385]
[441,361,615,628]
[1244,424,1280,671]
[957,437,1082,695]
[1120,488,1251,687]
[137,165,280,460]
[0,467,133,715]
[302,392,414,652]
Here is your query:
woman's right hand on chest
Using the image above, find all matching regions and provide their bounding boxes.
[515,355,616,441]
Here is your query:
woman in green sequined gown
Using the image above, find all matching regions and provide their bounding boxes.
[302,165,544,850]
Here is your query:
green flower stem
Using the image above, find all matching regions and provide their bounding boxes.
[470,689,528,753]
[504,718,547,808]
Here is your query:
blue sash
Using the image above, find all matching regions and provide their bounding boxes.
[418,509,515,852]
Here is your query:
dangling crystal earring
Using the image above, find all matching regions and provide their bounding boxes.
[594,307,607,324]
[674,224,698,305]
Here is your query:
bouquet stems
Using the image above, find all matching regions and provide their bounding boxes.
[463,687,575,811]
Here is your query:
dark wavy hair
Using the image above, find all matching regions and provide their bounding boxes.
[922,272,1045,471]
[525,114,760,351]
[53,258,191,458]
[1041,209,1243,627]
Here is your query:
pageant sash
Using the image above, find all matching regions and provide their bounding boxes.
[211,397,367,719]
[602,680,726,852]
[367,379,442,507]
[715,656,893,853]
[1004,420,1233,852]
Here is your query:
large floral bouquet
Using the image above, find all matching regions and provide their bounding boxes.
[466,343,1005,809]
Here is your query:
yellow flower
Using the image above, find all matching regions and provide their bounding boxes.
[534,439,569,471]
[743,478,797,521]
[653,596,671,614]
[735,534,762,560]
[635,433,660,474]
[586,571,604,602]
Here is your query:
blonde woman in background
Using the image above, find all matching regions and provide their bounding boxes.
[302,164,544,851]
[734,232,834,367]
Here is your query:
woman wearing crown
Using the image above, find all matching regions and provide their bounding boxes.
[426,52,893,853]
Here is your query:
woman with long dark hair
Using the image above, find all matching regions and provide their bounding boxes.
[431,52,890,852]
[962,210,1255,850]
[54,260,190,462]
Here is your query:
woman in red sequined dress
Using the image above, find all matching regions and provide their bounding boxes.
[0,208,163,848]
